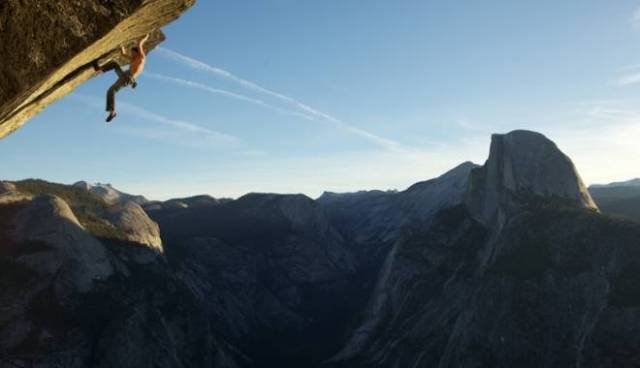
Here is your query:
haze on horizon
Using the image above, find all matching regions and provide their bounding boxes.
[2,1,640,200]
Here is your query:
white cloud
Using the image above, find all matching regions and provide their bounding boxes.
[155,47,405,151]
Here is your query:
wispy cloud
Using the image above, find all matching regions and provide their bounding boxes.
[118,103,239,144]
[70,94,239,147]
[145,72,315,120]
[611,63,640,86]
[155,47,404,151]
[617,71,640,86]
[619,7,640,85]
[633,6,640,28]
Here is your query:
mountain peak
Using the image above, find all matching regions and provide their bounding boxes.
[73,181,148,205]
[466,130,598,226]
[405,161,478,193]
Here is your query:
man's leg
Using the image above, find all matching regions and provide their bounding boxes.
[106,77,127,122]
[106,85,117,112]
[101,62,126,79]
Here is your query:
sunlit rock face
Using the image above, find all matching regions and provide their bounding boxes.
[108,201,163,252]
[12,195,113,292]
[466,130,598,228]
[0,181,28,204]
[0,0,196,138]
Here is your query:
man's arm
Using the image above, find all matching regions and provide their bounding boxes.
[138,34,151,56]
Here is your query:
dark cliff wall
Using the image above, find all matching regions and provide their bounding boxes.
[0,0,195,138]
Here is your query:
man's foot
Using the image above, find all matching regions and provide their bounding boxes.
[106,111,117,123]
[92,60,102,72]
[131,81,138,89]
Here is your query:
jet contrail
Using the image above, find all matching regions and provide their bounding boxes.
[156,47,404,151]
[145,72,315,121]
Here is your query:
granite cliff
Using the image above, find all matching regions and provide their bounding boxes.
[0,0,196,139]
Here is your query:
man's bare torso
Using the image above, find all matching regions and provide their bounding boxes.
[129,53,146,79]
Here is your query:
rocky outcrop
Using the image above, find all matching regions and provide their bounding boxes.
[0,181,30,204]
[10,179,163,250]
[466,130,598,227]
[0,194,242,368]
[0,0,196,139]
[11,195,113,292]
[401,161,479,220]
[318,161,478,266]
[108,201,163,251]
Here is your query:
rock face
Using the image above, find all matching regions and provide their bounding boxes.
[466,130,598,227]
[109,201,163,251]
[0,0,196,139]
[0,181,29,204]
[2,131,640,367]
[0,184,241,368]
[318,161,478,267]
[149,192,357,365]
[330,205,640,368]
[12,195,113,292]
[11,179,163,250]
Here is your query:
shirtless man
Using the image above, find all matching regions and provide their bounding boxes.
[99,34,150,122]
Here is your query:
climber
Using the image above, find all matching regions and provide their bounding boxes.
[96,34,150,123]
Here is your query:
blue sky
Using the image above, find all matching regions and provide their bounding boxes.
[3,0,640,199]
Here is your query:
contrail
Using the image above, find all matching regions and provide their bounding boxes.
[156,47,403,151]
[145,72,315,121]
[156,47,306,104]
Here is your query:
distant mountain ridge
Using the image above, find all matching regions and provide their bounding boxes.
[590,178,640,188]
[589,179,640,223]
[73,181,149,205]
